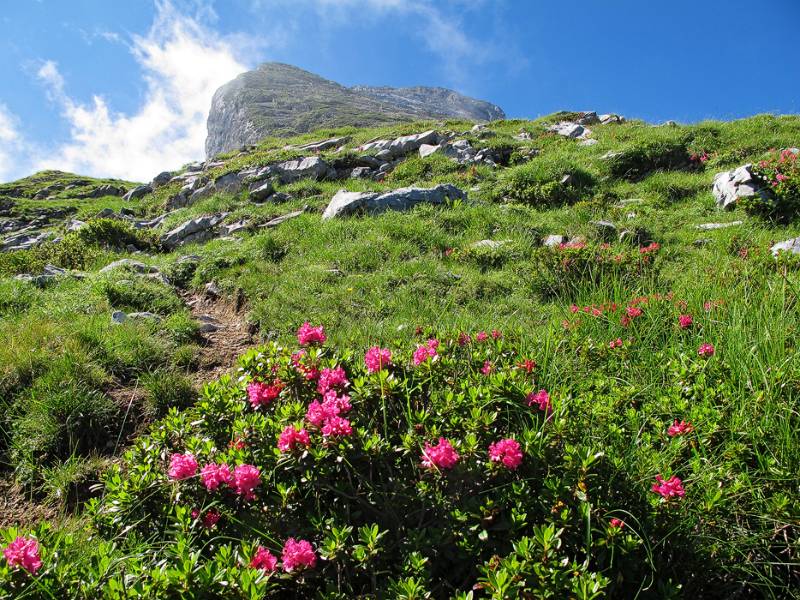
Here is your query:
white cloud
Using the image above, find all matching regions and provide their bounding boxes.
[0,104,24,181]
[32,0,250,182]
[301,0,493,86]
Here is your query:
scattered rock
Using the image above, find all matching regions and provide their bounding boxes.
[123,184,153,202]
[350,166,373,179]
[712,164,770,210]
[618,228,653,246]
[272,156,330,184]
[1,230,54,252]
[100,259,160,274]
[695,221,743,231]
[67,219,87,232]
[470,239,510,249]
[161,214,228,249]
[360,130,440,160]
[197,314,223,333]
[260,208,306,229]
[578,138,598,147]
[296,136,351,152]
[513,132,532,141]
[128,312,161,321]
[111,311,128,324]
[771,237,800,256]
[542,234,567,247]
[151,171,173,187]
[322,184,466,219]
[549,121,591,139]
[14,264,69,288]
[248,180,275,203]
[599,114,625,125]
[575,111,600,126]
[204,281,222,299]
[591,220,617,241]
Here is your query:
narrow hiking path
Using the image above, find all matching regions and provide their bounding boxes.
[0,290,256,528]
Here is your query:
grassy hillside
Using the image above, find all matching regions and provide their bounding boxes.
[1,113,799,598]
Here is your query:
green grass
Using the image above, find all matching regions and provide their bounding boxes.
[1,113,800,597]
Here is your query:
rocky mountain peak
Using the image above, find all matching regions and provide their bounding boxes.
[205,62,504,157]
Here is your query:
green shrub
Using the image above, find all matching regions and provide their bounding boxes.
[99,278,183,315]
[605,140,691,181]
[530,240,662,300]
[489,156,594,208]
[73,218,154,250]
[10,383,120,482]
[745,150,800,222]
[142,370,196,417]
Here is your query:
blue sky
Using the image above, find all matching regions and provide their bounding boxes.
[0,0,798,182]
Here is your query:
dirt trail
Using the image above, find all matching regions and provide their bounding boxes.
[184,289,256,383]
[0,291,256,528]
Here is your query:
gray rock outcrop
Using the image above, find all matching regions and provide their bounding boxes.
[322,184,465,219]
[205,63,504,157]
[712,165,770,210]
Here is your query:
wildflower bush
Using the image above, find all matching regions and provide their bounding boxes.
[530,241,662,300]
[747,149,800,222]
[0,324,680,598]
[488,155,594,208]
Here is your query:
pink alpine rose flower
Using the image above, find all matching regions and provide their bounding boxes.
[192,508,221,528]
[3,536,42,574]
[488,438,523,470]
[421,438,460,470]
[233,464,261,500]
[281,538,317,572]
[481,360,494,375]
[413,339,440,365]
[200,463,233,491]
[247,380,283,409]
[277,426,311,453]
[609,518,625,529]
[667,420,694,437]
[651,475,685,499]
[297,322,326,346]
[527,389,551,413]
[698,342,715,358]
[475,331,488,342]
[168,453,198,480]
[364,346,392,373]
[317,366,349,395]
[250,546,278,572]
[321,416,353,438]
[678,314,693,329]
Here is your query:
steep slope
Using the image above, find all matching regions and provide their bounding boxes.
[205,62,504,157]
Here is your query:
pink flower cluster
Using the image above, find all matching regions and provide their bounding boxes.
[292,350,320,381]
[233,464,261,500]
[306,390,353,438]
[609,518,625,529]
[527,389,551,413]
[421,438,460,470]
[698,342,715,358]
[250,546,278,572]
[191,508,221,528]
[481,360,494,375]
[667,420,693,437]
[3,536,42,574]
[278,426,311,453]
[413,338,440,365]
[247,380,284,409]
[282,538,317,572]
[678,314,693,329]
[200,463,233,491]
[364,346,392,373]
[168,453,198,480]
[652,475,685,499]
[488,438,523,470]
[317,366,349,395]
[297,322,326,346]
[609,338,623,349]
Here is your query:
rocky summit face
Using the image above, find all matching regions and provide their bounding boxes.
[205,63,505,157]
